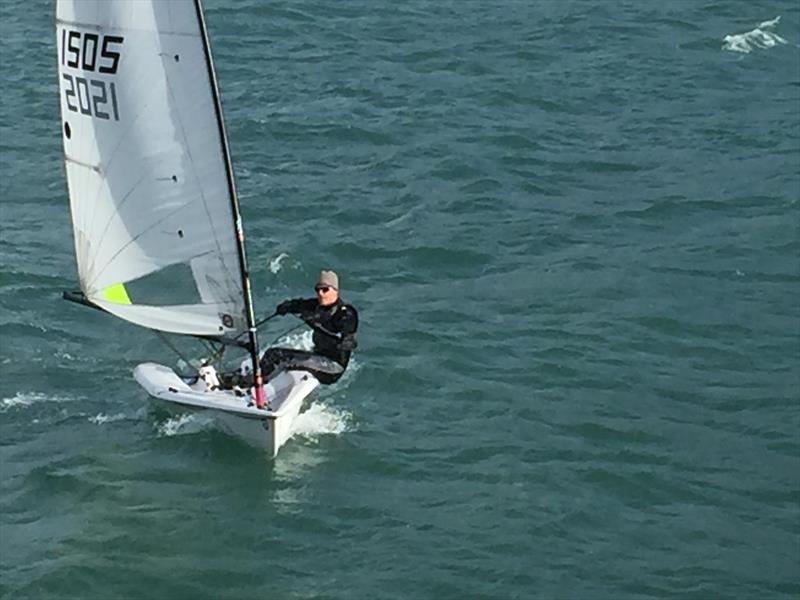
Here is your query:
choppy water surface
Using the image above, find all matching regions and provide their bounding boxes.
[1,1,798,598]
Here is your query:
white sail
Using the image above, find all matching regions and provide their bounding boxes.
[56,0,250,337]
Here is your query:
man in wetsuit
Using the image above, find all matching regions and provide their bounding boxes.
[260,270,358,384]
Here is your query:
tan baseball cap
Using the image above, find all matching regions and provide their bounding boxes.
[316,270,339,290]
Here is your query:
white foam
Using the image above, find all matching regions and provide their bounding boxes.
[291,401,353,442]
[156,413,213,437]
[273,329,315,351]
[315,360,362,399]
[269,252,290,274]
[1,392,52,411]
[723,16,788,53]
[89,412,128,425]
[386,205,422,228]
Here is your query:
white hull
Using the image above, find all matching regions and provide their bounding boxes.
[133,363,319,457]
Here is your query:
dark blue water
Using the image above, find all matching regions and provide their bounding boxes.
[1,2,798,598]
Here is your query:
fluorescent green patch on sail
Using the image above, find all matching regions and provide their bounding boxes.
[102,282,132,305]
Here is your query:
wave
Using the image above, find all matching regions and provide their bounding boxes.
[269,252,289,274]
[268,328,315,351]
[0,392,47,411]
[722,16,788,53]
[291,401,353,442]
[155,413,214,437]
[151,399,351,446]
[88,409,145,425]
[0,391,78,412]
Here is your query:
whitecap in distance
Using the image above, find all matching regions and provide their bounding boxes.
[723,16,788,53]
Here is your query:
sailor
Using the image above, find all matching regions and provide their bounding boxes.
[260,270,358,384]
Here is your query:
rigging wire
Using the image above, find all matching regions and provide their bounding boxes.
[152,319,305,378]
[153,332,226,374]
[202,339,226,370]
[154,330,197,374]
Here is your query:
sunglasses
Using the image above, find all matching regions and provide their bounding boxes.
[315,286,333,293]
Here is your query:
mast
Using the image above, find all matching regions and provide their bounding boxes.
[193,0,266,407]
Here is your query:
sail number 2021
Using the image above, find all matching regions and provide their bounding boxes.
[60,29,125,121]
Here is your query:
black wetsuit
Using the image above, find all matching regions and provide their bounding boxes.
[260,297,358,384]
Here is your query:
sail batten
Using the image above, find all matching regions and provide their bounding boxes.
[56,0,254,340]
[64,155,101,171]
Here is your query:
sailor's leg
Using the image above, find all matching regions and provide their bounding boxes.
[259,348,343,382]
[259,347,298,380]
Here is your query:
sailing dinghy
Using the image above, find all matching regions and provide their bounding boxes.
[56,0,318,456]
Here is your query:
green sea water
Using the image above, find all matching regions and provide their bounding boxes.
[1,1,798,598]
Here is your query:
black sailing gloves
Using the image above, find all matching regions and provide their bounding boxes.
[276,299,301,315]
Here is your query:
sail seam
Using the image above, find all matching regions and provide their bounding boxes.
[85,98,161,278]
[88,173,148,284]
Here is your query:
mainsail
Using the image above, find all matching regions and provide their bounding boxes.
[56,0,254,339]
